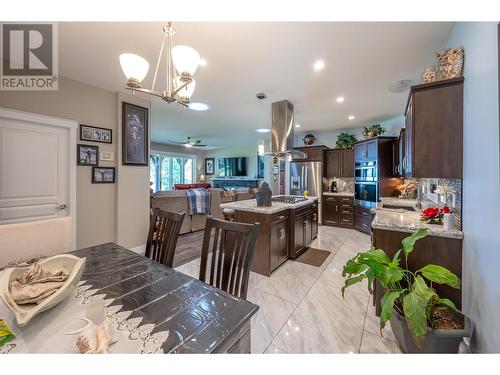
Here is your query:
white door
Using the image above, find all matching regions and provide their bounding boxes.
[0,108,77,248]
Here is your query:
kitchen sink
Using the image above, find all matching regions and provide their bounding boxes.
[382,204,416,211]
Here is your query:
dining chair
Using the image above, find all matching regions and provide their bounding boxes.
[145,208,186,268]
[199,217,260,300]
[0,217,71,268]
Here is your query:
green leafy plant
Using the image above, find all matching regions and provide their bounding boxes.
[335,131,357,149]
[341,228,461,347]
[362,124,386,139]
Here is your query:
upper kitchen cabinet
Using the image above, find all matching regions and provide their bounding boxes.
[325,149,354,178]
[354,139,378,161]
[293,146,328,162]
[403,77,464,178]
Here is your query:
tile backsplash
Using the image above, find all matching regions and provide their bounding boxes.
[323,177,354,193]
[404,178,462,230]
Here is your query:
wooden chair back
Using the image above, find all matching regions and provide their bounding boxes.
[199,217,260,299]
[145,209,185,268]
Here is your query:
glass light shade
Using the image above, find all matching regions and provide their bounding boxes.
[172,45,200,76]
[175,77,196,100]
[119,53,149,84]
[258,143,265,156]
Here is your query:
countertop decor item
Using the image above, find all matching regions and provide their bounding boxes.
[361,124,385,139]
[0,318,14,347]
[341,228,472,353]
[0,254,86,327]
[443,210,454,231]
[335,131,357,149]
[255,182,272,207]
[419,206,450,224]
[65,317,119,354]
[437,47,464,81]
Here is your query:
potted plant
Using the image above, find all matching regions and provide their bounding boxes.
[362,124,386,139]
[335,131,357,149]
[341,228,472,353]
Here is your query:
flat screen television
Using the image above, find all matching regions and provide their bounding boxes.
[217,157,247,177]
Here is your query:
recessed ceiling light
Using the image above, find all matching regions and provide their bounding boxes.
[313,59,325,71]
[348,115,355,120]
[256,128,271,133]
[199,58,207,66]
[336,96,345,103]
[295,124,301,128]
[188,102,209,111]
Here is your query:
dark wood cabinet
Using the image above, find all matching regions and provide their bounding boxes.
[325,149,354,178]
[289,201,318,259]
[354,206,373,234]
[372,228,462,316]
[271,216,288,271]
[403,77,464,178]
[355,139,378,161]
[293,146,327,162]
[394,128,406,177]
[323,195,354,228]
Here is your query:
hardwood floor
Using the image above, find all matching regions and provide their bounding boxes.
[172,230,205,267]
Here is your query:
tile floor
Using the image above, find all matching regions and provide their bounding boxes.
[175,225,402,354]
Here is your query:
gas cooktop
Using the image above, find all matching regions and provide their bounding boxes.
[272,195,308,204]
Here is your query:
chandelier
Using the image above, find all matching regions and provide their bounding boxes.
[119,22,200,107]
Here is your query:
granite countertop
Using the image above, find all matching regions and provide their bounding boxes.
[371,197,464,239]
[220,196,318,215]
[323,192,354,197]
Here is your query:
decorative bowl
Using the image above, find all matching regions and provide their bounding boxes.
[0,254,86,327]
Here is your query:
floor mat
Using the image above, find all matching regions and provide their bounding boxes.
[295,248,331,267]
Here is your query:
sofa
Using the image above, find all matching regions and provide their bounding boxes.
[151,188,224,234]
[151,188,256,234]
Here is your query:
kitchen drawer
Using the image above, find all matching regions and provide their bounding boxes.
[339,213,354,226]
[355,206,373,234]
[272,211,289,224]
[339,196,353,204]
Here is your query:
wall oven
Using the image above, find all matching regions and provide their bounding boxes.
[354,160,378,182]
[355,181,378,207]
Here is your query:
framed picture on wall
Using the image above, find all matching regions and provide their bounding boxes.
[257,155,265,178]
[205,158,214,175]
[92,167,115,183]
[122,102,149,166]
[80,124,112,144]
[77,144,99,166]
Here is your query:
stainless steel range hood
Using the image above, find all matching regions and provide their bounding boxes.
[264,100,306,158]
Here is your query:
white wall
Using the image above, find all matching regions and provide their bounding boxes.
[447,22,500,353]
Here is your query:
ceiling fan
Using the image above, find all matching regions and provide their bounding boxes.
[168,136,207,147]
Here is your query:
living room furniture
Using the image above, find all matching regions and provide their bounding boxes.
[199,218,260,299]
[145,209,186,268]
[174,183,212,190]
[151,189,225,234]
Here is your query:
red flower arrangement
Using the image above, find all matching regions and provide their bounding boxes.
[420,206,452,224]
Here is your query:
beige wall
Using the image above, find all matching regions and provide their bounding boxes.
[151,142,206,181]
[116,93,150,249]
[0,76,117,249]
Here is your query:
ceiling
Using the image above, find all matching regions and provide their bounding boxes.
[59,22,454,148]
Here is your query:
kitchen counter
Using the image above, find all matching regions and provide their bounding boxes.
[371,197,464,239]
[220,196,318,215]
[323,192,354,197]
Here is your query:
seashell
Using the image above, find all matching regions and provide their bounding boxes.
[65,317,118,354]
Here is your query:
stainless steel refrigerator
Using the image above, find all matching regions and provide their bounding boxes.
[287,161,323,224]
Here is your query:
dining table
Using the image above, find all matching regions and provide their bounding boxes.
[0,242,259,354]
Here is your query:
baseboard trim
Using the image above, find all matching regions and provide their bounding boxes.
[130,245,146,255]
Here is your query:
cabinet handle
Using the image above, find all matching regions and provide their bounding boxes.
[362,212,368,216]
[336,206,338,212]
[326,198,335,201]
[278,215,285,220]
[279,228,286,240]
[342,210,351,214]
[362,223,368,227]
[342,219,350,223]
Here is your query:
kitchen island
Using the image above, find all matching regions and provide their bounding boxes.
[220,196,318,276]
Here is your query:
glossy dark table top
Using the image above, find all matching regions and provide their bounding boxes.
[71,242,258,353]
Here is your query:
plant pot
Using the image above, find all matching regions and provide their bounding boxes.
[390,310,473,353]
